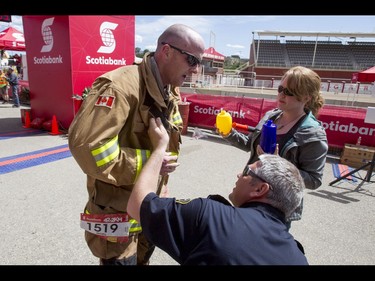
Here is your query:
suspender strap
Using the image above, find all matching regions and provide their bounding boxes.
[144,91,170,131]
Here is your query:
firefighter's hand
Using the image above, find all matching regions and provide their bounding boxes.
[256,144,279,156]
[160,152,180,176]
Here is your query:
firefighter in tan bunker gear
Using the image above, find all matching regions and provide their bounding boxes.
[68,24,205,265]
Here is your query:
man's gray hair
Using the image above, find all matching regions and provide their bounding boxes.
[256,154,305,218]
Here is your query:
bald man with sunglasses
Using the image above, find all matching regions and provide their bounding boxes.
[69,24,205,265]
[127,117,308,265]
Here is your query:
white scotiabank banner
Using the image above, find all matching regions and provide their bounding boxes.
[23,15,134,129]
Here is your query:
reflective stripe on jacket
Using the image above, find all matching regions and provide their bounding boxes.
[69,52,182,216]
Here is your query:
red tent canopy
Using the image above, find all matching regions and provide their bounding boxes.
[0,27,26,51]
[357,66,375,83]
[203,47,225,61]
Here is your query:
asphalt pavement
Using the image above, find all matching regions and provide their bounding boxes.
[1,104,375,265]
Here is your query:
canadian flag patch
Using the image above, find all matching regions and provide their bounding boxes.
[95,95,115,108]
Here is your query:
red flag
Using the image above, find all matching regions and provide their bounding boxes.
[95,95,115,108]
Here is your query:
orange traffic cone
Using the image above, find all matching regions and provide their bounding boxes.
[23,111,31,128]
[49,115,61,135]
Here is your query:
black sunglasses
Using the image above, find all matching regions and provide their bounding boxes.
[161,42,201,67]
[242,165,273,190]
[278,85,295,97]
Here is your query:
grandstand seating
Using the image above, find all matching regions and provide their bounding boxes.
[348,42,375,69]
[253,39,375,71]
[253,40,286,67]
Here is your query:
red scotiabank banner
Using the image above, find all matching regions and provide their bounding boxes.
[181,93,375,149]
[23,15,134,129]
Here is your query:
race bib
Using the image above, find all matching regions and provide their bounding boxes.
[80,213,130,243]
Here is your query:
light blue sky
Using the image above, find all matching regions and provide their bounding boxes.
[2,15,375,58]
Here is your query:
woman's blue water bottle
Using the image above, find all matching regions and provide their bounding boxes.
[259,120,277,154]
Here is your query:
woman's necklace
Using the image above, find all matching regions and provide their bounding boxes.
[276,113,305,131]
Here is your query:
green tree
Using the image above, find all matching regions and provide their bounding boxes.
[135,47,151,58]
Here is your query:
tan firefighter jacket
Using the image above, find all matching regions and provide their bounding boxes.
[68,52,183,238]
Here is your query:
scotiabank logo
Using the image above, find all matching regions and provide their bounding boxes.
[40,17,55,53]
[97,21,118,54]
[34,17,63,65]
[85,20,126,66]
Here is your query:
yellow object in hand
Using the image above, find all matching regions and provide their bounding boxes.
[216,110,232,135]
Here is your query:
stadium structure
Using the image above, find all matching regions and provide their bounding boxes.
[240,30,375,86]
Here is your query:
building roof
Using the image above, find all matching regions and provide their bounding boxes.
[253,30,375,39]
[252,30,375,41]
[203,47,225,61]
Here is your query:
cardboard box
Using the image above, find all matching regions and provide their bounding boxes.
[340,157,371,170]
[341,144,375,161]
[340,144,375,170]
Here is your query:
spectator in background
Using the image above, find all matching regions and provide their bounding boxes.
[1,50,10,66]
[0,69,9,104]
[5,68,20,108]
[13,54,22,75]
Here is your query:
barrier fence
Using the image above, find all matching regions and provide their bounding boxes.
[181,92,375,150]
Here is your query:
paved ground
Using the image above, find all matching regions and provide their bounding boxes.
[1,104,375,265]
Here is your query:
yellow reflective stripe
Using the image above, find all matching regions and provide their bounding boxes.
[0,78,7,86]
[129,219,142,233]
[91,136,120,167]
[135,149,150,180]
[173,111,182,125]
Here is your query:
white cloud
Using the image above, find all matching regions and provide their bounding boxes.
[226,44,245,49]
[135,34,142,43]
